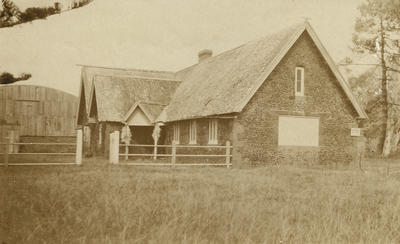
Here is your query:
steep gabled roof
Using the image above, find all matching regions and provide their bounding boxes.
[79,65,176,115]
[88,75,180,122]
[159,22,368,122]
[124,101,167,123]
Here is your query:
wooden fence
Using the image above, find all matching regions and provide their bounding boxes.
[0,129,83,166]
[109,131,232,168]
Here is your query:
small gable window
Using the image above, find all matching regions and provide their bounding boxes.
[295,67,304,96]
[208,119,218,145]
[173,123,180,144]
[189,120,197,144]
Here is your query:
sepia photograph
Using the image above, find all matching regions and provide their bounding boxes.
[1,0,400,242]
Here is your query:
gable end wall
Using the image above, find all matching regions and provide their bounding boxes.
[233,32,359,167]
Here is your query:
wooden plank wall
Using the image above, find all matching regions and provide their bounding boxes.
[0,85,78,137]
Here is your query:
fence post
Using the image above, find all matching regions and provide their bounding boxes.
[125,144,128,161]
[75,129,83,165]
[226,141,231,169]
[109,132,113,164]
[171,141,176,165]
[153,141,158,160]
[110,131,120,164]
[4,137,9,167]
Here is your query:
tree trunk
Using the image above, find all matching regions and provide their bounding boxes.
[383,118,393,156]
[380,17,392,157]
[391,129,400,153]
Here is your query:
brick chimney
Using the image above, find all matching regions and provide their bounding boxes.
[198,49,213,63]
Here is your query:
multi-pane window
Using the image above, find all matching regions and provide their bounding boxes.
[189,120,197,144]
[208,119,218,144]
[173,123,180,144]
[295,67,304,96]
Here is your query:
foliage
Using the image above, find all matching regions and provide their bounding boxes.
[0,0,20,27]
[2,160,400,243]
[353,0,400,156]
[348,67,381,107]
[0,72,31,84]
[19,7,57,23]
[72,0,92,9]
[152,123,161,142]
[0,0,93,28]
[121,125,132,145]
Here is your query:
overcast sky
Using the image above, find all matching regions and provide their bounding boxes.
[0,0,364,96]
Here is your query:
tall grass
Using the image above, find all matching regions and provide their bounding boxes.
[1,160,400,243]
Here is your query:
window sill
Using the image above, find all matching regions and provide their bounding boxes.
[189,141,197,145]
[208,141,218,145]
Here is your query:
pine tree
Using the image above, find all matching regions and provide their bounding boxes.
[353,0,400,157]
[0,0,21,27]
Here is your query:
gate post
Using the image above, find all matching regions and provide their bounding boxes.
[75,129,83,165]
[110,131,120,164]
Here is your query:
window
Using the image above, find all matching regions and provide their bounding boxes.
[295,67,304,96]
[189,120,197,144]
[173,123,180,144]
[208,119,218,144]
[278,116,319,147]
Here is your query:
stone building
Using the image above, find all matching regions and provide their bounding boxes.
[76,21,368,166]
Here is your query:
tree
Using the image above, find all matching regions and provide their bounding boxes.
[353,0,400,157]
[0,0,20,27]
[1,0,93,27]
[19,7,56,23]
[0,72,31,84]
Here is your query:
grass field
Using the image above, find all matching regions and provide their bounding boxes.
[1,158,400,243]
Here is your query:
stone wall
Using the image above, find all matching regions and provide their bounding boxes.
[233,31,359,167]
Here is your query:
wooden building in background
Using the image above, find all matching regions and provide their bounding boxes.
[0,85,78,139]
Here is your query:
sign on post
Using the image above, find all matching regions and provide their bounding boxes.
[351,128,361,137]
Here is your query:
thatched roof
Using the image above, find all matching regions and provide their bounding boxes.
[80,65,176,114]
[89,75,180,122]
[78,21,367,125]
[161,22,367,122]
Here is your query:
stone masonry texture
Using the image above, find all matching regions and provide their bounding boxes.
[232,32,359,167]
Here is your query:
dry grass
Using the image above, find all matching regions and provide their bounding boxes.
[1,158,400,243]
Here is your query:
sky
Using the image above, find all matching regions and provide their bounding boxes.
[0,0,364,96]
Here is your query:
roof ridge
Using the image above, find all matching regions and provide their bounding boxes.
[139,101,168,106]
[78,64,175,74]
[93,74,181,82]
[176,22,304,74]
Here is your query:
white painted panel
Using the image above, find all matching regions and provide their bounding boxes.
[278,116,319,147]
[127,107,151,126]
[351,128,361,137]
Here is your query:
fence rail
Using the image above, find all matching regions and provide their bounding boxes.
[1,129,83,166]
[109,130,232,168]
